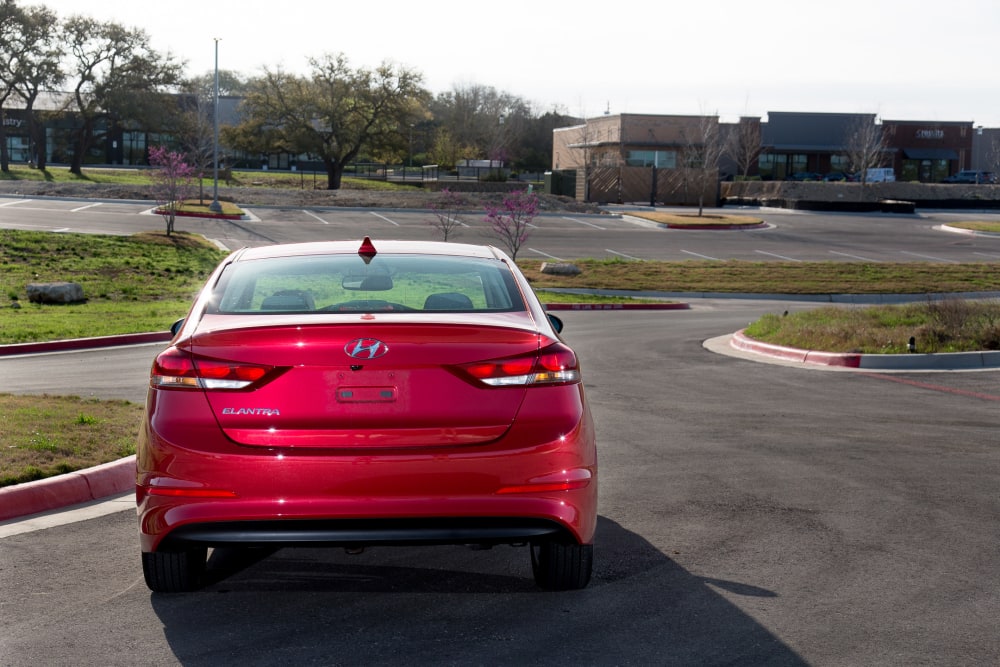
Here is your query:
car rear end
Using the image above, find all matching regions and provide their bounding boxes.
[137,239,597,592]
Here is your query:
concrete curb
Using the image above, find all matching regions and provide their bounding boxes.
[0,456,135,522]
[731,330,1000,370]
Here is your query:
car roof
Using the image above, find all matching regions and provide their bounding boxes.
[233,239,506,263]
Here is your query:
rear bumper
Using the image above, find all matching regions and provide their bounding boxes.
[157,516,567,550]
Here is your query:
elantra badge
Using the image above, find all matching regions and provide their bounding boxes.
[346,338,388,359]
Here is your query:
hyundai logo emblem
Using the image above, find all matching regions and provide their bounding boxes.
[345,338,388,359]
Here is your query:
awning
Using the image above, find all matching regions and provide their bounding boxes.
[902,148,958,160]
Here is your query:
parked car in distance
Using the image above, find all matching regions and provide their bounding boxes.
[859,168,896,183]
[823,171,855,182]
[786,172,823,181]
[136,238,597,593]
[942,170,997,184]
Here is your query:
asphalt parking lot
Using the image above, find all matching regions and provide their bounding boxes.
[2,200,1000,664]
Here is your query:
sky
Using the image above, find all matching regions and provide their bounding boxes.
[34,0,1000,126]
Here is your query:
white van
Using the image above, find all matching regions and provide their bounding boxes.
[864,168,895,183]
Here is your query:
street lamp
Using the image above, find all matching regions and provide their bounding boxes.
[209,38,222,213]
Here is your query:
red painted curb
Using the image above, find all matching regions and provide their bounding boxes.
[664,222,766,230]
[0,331,172,356]
[0,456,135,522]
[545,302,690,311]
[730,330,861,367]
[153,208,243,220]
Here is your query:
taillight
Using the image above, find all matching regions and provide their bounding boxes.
[151,347,279,390]
[457,343,581,387]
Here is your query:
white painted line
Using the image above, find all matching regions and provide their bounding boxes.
[605,249,642,260]
[900,251,958,263]
[0,199,32,207]
[302,210,330,224]
[681,249,720,260]
[528,247,564,260]
[52,227,71,232]
[71,202,103,212]
[563,216,606,230]
[974,251,1000,259]
[830,250,881,262]
[369,211,400,226]
[755,250,802,262]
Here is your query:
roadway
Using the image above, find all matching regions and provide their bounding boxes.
[1,199,1000,664]
[3,195,1000,261]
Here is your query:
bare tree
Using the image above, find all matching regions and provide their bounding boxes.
[727,117,762,180]
[680,114,724,216]
[427,188,466,241]
[843,115,888,189]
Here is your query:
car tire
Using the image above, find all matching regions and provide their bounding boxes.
[530,540,593,590]
[142,548,207,593]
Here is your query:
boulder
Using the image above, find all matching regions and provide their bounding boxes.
[540,262,582,276]
[26,282,86,304]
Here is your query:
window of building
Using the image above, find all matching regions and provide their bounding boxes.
[626,150,676,168]
[830,155,850,172]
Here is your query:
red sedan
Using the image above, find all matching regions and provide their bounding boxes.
[137,238,597,592]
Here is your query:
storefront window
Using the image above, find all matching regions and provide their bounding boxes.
[626,150,676,168]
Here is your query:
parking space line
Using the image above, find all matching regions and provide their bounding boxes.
[563,216,606,230]
[527,248,564,260]
[71,202,103,212]
[369,211,400,226]
[302,210,330,224]
[900,251,958,263]
[974,252,1000,259]
[755,250,802,261]
[605,249,642,260]
[681,249,720,260]
[830,250,881,262]
[0,199,32,207]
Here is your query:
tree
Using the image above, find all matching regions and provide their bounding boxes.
[148,145,195,236]
[727,117,762,180]
[0,1,62,172]
[231,53,428,189]
[429,84,533,171]
[680,114,724,216]
[61,16,184,175]
[484,189,539,261]
[427,188,467,241]
[843,115,887,189]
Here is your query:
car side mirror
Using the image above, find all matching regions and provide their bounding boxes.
[547,313,564,334]
[170,318,185,336]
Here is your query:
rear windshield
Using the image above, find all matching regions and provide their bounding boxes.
[209,253,526,314]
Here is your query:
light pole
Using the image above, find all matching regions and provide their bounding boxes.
[209,38,222,213]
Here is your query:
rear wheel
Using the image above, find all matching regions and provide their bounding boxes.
[531,540,593,590]
[142,548,207,593]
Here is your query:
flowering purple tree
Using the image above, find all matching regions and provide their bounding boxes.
[483,189,539,261]
[428,188,467,241]
[148,145,195,236]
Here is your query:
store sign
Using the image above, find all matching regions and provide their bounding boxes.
[2,118,24,128]
[915,129,944,140]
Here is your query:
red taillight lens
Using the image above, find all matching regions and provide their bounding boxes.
[151,348,277,390]
[458,343,581,387]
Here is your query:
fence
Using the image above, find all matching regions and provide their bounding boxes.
[579,166,720,206]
